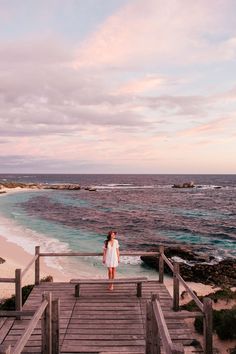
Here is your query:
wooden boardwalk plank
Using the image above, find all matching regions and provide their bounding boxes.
[0,319,14,344]
[0,280,199,353]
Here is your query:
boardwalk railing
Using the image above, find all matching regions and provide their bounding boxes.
[158,245,213,354]
[0,292,60,354]
[1,245,212,354]
[0,254,39,312]
[146,294,184,354]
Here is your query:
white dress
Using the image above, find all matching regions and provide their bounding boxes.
[104,239,119,268]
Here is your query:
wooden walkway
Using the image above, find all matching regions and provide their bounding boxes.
[0,281,199,353]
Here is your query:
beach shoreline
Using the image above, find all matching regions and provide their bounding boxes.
[0,220,222,301]
[0,232,70,299]
[0,187,72,297]
[0,187,231,297]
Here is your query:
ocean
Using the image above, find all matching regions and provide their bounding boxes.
[0,174,235,279]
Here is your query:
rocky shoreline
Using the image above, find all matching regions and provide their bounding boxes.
[0,182,82,190]
[141,245,236,287]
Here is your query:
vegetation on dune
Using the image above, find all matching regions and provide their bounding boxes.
[0,275,53,311]
[181,288,236,341]
[181,288,236,311]
[194,306,236,340]
[0,284,34,310]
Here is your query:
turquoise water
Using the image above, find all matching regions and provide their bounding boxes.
[0,174,235,278]
[0,191,158,278]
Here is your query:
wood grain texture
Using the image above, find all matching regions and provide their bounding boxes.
[0,280,201,353]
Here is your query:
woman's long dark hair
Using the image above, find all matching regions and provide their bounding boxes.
[104,230,117,248]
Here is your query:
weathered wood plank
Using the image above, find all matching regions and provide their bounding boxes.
[61,345,145,353]
[0,311,35,317]
[12,299,48,354]
[0,278,15,283]
[63,334,145,340]
[41,292,52,354]
[71,277,148,284]
[0,279,199,354]
[0,319,7,331]
[0,320,14,344]
[40,251,158,257]
[52,299,60,354]
[0,344,11,354]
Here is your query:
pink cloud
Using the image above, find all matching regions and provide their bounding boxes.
[115,75,168,95]
[74,0,235,69]
[179,117,233,137]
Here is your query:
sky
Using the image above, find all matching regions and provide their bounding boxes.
[0,0,236,174]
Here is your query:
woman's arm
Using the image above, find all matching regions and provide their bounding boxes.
[116,247,120,263]
[103,247,106,264]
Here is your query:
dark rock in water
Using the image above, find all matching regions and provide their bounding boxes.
[141,246,236,287]
[172,181,195,188]
[0,191,6,194]
[141,245,208,263]
[84,186,97,191]
[0,257,5,264]
[179,259,236,287]
[43,184,81,190]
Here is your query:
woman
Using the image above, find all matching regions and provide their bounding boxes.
[103,230,120,290]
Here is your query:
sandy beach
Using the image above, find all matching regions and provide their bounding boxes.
[0,233,70,299]
[0,187,68,298]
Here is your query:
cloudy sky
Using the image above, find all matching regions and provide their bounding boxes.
[0,0,236,173]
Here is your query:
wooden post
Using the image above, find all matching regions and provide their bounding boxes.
[137,282,142,297]
[159,245,164,283]
[75,284,80,297]
[173,262,180,311]
[0,345,11,354]
[35,246,40,285]
[203,297,213,354]
[52,298,60,354]
[151,294,160,354]
[42,292,52,354]
[15,269,22,313]
[146,301,152,354]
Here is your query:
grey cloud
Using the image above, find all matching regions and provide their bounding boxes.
[0,103,146,138]
[141,95,210,116]
[0,155,112,173]
[0,38,147,138]
[0,38,74,64]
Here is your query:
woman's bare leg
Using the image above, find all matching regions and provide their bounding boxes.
[110,268,116,290]
[108,268,113,290]
[112,268,116,279]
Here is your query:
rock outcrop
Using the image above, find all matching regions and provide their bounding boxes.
[0,182,81,191]
[43,184,81,190]
[0,182,40,189]
[172,181,195,188]
[141,246,236,287]
[0,257,5,264]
